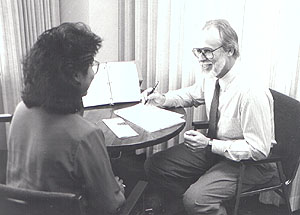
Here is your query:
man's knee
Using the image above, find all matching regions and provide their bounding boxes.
[145,144,186,178]
[183,186,204,214]
[183,185,223,215]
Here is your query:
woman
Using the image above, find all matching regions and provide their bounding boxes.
[6,22,125,215]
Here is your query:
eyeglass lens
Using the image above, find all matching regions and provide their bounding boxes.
[194,49,213,60]
[92,61,99,74]
[193,46,222,60]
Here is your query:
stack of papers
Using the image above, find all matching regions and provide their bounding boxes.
[114,104,185,132]
[102,117,138,138]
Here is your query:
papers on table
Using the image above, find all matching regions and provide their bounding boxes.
[102,117,138,138]
[114,103,185,132]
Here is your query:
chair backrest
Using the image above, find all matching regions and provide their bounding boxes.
[0,183,84,215]
[270,89,300,182]
[0,114,13,184]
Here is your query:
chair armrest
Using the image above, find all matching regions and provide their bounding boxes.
[240,155,281,165]
[192,121,209,130]
[0,114,13,123]
[119,180,148,215]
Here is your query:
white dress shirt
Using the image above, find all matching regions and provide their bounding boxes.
[163,60,276,161]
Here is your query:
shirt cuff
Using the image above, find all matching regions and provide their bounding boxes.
[162,94,172,107]
[211,139,231,156]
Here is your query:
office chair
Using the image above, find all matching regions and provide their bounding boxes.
[192,89,300,215]
[0,180,147,215]
[0,113,13,184]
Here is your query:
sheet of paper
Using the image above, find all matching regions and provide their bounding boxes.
[114,104,185,132]
[102,117,139,138]
[108,61,141,103]
[83,63,113,107]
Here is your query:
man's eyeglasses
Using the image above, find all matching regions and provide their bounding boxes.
[192,45,223,60]
[91,60,100,75]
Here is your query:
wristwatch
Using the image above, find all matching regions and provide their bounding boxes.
[207,138,213,150]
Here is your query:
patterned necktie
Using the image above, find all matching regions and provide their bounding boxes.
[207,79,220,138]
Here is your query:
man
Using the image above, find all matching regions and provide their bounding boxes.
[143,19,277,215]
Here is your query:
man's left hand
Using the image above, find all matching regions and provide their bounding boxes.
[184,130,210,152]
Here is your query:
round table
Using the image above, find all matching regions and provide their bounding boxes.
[83,102,186,153]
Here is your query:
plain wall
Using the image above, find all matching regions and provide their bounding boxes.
[60,0,119,62]
[90,0,119,62]
[60,0,89,24]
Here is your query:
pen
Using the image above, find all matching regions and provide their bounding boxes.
[144,81,159,104]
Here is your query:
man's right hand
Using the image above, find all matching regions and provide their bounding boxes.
[141,88,166,106]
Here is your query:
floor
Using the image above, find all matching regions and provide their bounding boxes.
[111,151,300,215]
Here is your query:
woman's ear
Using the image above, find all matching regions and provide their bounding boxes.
[73,72,81,85]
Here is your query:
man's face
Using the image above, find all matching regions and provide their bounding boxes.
[194,27,230,78]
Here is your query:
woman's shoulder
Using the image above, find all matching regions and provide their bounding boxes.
[64,113,104,138]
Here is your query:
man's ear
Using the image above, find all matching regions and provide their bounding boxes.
[227,48,235,57]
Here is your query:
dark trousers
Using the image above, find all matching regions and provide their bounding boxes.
[144,143,277,215]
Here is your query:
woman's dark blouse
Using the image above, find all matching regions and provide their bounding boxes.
[6,102,125,215]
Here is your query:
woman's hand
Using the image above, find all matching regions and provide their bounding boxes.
[184,130,210,152]
[115,176,125,194]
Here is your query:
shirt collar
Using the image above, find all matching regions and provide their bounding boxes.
[218,58,240,92]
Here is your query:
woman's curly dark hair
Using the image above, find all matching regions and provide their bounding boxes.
[22,22,102,114]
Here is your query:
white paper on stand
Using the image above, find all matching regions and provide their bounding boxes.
[83,61,141,107]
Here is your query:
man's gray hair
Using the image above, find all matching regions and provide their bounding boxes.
[203,19,240,59]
